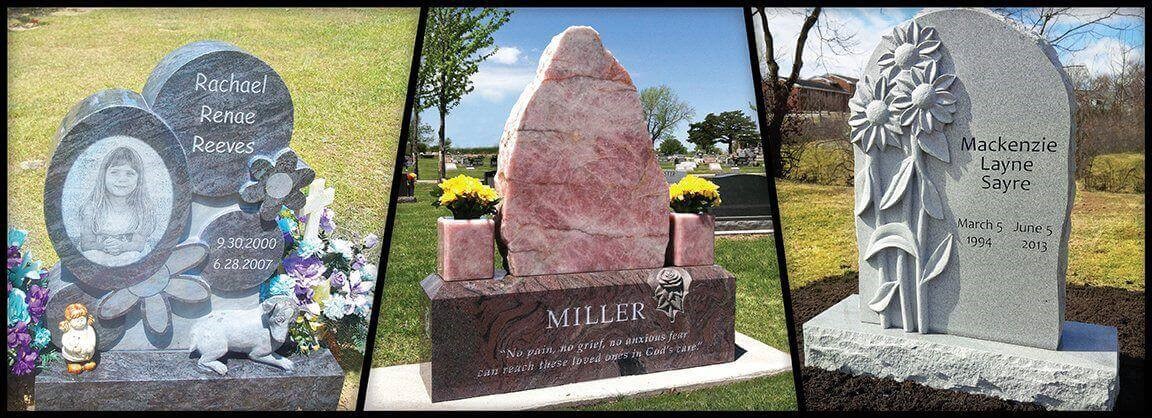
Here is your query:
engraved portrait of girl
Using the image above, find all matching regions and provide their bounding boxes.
[76,145,158,266]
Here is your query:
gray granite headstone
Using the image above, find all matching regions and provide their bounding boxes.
[143,40,294,198]
[199,210,285,292]
[852,8,1075,350]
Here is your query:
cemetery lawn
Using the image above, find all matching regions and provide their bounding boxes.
[7,7,417,267]
[6,8,419,411]
[777,180,1146,292]
[372,181,796,409]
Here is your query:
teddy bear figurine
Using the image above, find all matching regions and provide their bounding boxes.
[58,303,97,374]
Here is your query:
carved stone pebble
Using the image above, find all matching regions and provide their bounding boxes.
[143,40,294,198]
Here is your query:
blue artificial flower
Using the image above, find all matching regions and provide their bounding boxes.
[359,263,378,282]
[260,274,297,300]
[277,216,298,235]
[30,324,51,350]
[8,228,28,248]
[8,255,41,288]
[8,288,30,326]
[296,236,323,258]
[322,295,347,320]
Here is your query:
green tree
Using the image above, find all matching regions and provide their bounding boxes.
[419,7,512,179]
[687,110,760,154]
[640,85,695,144]
[657,135,689,156]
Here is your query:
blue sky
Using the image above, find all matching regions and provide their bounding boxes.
[420,8,757,150]
[753,8,1145,78]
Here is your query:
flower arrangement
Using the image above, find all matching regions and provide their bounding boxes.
[260,179,378,360]
[669,175,721,214]
[7,229,59,376]
[430,174,500,219]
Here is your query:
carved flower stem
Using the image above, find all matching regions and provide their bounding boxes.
[909,134,927,333]
[866,152,893,329]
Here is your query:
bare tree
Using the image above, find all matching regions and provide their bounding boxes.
[992,8,1144,54]
[753,7,857,177]
[640,85,695,144]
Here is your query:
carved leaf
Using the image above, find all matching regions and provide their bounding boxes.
[864,223,919,260]
[854,160,873,216]
[879,157,916,210]
[920,175,944,219]
[918,130,950,163]
[920,234,955,284]
[868,280,900,312]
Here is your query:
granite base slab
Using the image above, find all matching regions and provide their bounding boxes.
[803,295,1118,411]
[422,265,736,402]
[365,331,791,410]
[34,348,344,410]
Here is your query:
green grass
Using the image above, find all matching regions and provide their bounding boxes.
[372,181,795,409]
[777,180,1146,291]
[6,8,419,410]
[1084,152,1144,193]
[573,373,796,411]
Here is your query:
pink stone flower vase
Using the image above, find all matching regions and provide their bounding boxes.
[666,213,716,267]
[437,217,495,281]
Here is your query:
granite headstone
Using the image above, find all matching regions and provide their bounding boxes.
[37,41,339,410]
[804,8,1117,410]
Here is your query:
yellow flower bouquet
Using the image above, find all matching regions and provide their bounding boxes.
[431,175,501,219]
[669,175,721,214]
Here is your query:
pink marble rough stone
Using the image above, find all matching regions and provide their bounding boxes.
[667,213,715,267]
[437,217,495,281]
[495,26,669,277]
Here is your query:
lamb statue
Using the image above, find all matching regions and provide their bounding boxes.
[189,295,299,375]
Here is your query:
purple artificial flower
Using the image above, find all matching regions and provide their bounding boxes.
[362,233,379,249]
[282,230,296,250]
[7,322,30,350]
[7,246,22,270]
[283,254,326,287]
[352,253,367,270]
[329,270,347,289]
[11,346,39,376]
[25,285,49,322]
[294,283,314,304]
[319,208,336,234]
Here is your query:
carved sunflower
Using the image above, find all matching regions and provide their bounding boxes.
[892,60,957,136]
[848,75,903,152]
[240,149,316,221]
[877,20,942,80]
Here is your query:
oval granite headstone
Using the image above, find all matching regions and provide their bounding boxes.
[142,40,294,197]
[44,88,192,291]
[852,9,1075,349]
[199,210,285,292]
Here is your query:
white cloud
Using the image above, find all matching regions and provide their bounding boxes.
[490,46,522,65]
[469,63,536,102]
[1065,36,1145,76]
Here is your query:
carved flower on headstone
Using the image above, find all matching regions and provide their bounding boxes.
[877,21,942,80]
[892,61,957,138]
[849,75,904,152]
[651,267,692,322]
[240,149,316,221]
[95,243,210,335]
